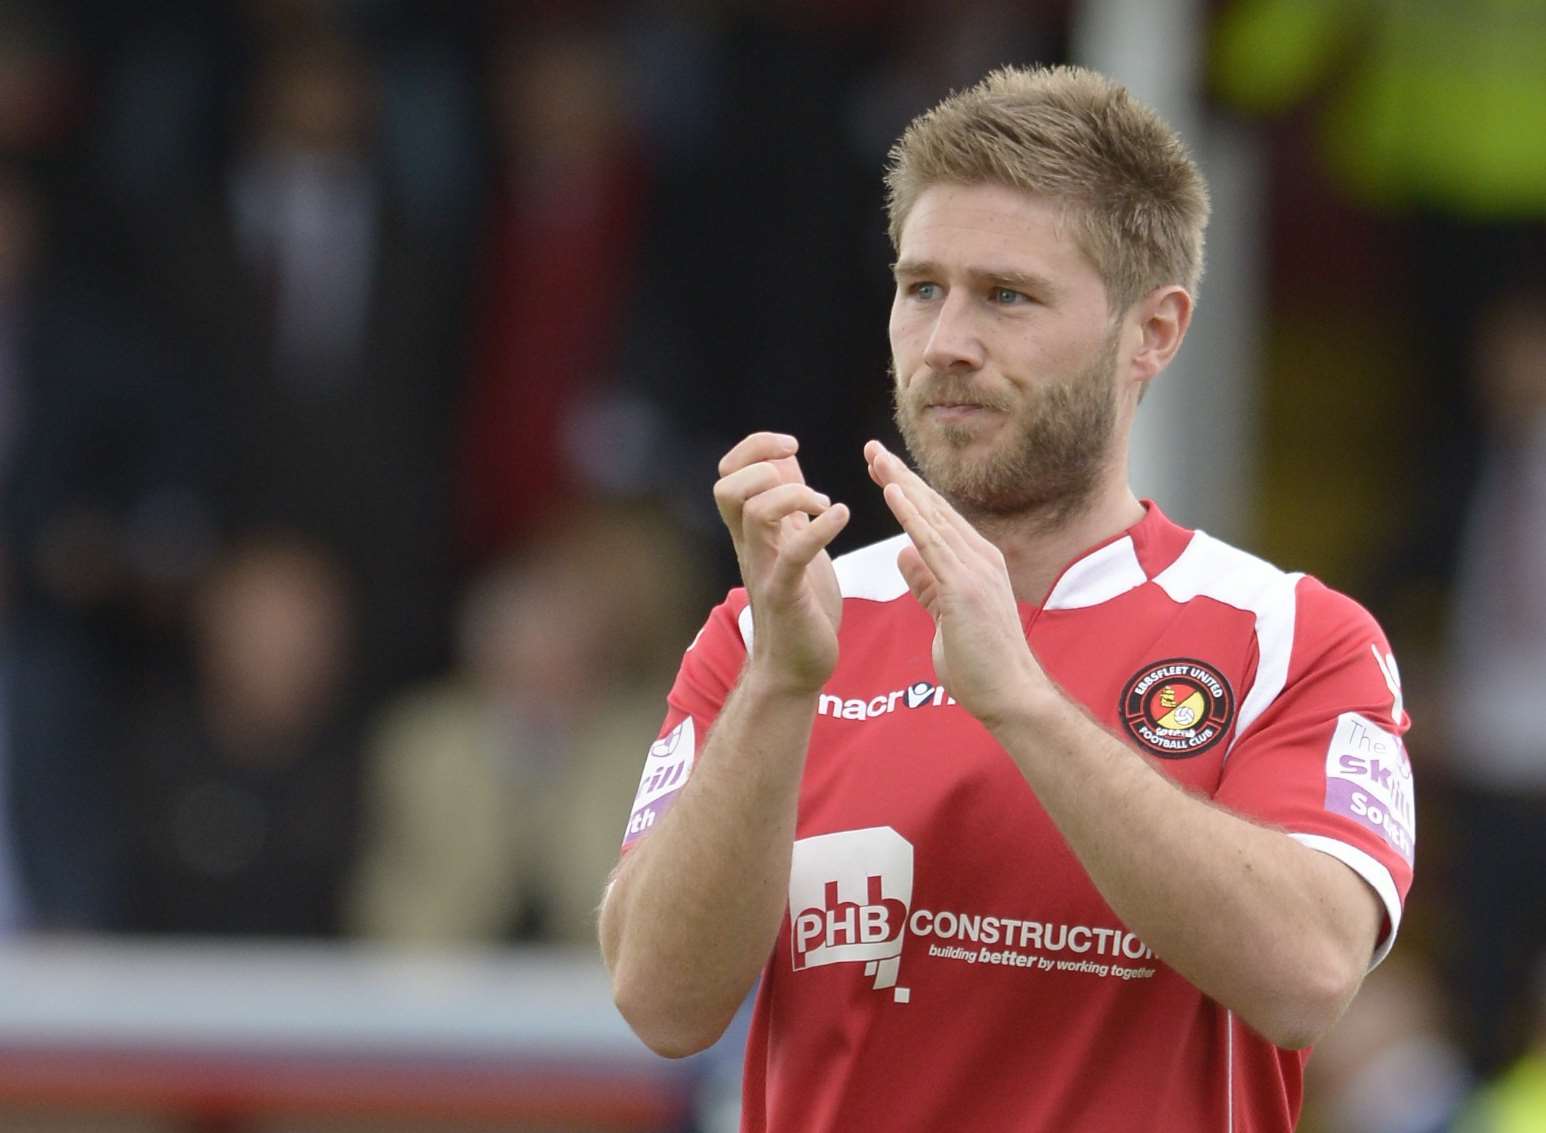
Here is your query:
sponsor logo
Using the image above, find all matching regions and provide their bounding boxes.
[816,680,956,722]
[789,827,914,1002]
[1119,658,1234,758]
[911,911,1157,982]
[788,827,1161,1001]
[909,909,1153,959]
[622,717,695,846]
[1324,712,1415,864]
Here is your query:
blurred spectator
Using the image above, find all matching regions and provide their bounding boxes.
[455,16,649,563]
[0,0,83,162]
[1212,1,1546,595]
[1214,0,1546,220]
[156,16,460,705]
[605,3,879,556]
[1,155,216,931]
[0,162,37,532]
[83,4,238,229]
[1438,287,1546,1075]
[1304,955,1470,1133]
[121,534,360,936]
[1454,960,1546,1132]
[608,1,1059,574]
[348,501,704,946]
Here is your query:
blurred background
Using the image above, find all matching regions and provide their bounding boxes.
[0,0,1542,1130]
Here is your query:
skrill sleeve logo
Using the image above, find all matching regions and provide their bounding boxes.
[789,827,914,1003]
[1323,712,1415,865]
[622,717,695,846]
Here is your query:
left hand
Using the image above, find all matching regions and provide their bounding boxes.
[864,439,1046,728]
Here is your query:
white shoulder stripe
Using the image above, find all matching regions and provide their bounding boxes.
[1289,833,1403,968]
[832,534,912,602]
[1153,532,1302,754]
[1045,536,1146,610]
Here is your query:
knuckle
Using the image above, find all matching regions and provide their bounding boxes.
[743,495,776,525]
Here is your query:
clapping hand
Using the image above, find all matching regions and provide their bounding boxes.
[864,439,1043,728]
[714,433,850,695]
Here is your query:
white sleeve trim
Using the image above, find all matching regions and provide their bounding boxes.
[737,603,755,651]
[1288,832,1403,969]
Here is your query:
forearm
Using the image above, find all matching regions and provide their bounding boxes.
[990,689,1379,1049]
[600,667,816,1057]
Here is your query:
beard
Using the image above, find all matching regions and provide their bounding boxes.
[891,326,1121,524]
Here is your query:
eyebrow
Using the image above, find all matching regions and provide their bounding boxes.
[890,259,1060,298]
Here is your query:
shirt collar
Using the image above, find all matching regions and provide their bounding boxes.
[1042,501,1194,611]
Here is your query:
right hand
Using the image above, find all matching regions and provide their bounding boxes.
[713,432,850,694]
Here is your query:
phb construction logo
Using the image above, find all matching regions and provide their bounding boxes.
[789,827,914,1003]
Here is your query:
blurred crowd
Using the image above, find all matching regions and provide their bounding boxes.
[0,0,1012,944]
[0,1,1544,1130]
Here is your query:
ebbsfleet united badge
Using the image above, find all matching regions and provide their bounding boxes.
[1120,659,1234,758]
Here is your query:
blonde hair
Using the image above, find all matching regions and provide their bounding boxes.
[885,65,1210,312]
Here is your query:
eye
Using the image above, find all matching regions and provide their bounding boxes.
[990,286,1028,305]
[906,281,941,301]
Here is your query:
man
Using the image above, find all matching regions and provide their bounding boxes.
[600,65,1414,1131]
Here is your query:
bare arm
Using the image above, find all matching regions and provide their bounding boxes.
[600,673,819,1056]
[987,695,1381,1049]
[599,432,850,1057]
[866,441,1382,1050]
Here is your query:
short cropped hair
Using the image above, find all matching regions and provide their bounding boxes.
[885,65,1211,312]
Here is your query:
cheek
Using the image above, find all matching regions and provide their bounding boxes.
[1018,325,1094,376]
[888,304,924,371]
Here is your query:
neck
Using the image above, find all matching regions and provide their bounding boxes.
[966,472,1145,607]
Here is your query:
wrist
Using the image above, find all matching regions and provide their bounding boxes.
[978,665,1066,738]
[741,656,829,704]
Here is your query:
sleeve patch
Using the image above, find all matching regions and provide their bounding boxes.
[1323,712,1415,865]
[622,717,696,846]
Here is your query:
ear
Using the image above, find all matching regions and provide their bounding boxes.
[1129,285,1193,386]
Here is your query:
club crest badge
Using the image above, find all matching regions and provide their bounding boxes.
[1119,659,1234,759]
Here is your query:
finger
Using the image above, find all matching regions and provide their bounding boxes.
[863,438,902,485]
[868,441,983,558]
[769,503,850,589]
[713,460,785,528]
[719,432,799,478]
[767,452,810,489]
[863,439,888,488]
[868,440,947,512]
[882,480,963,576]
[896,543,939,612]
[742,482,833,533]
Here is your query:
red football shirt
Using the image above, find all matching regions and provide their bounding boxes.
[622,503,1415,1132]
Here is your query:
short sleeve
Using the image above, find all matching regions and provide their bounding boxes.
[619,589,750,850]
[1214,578,1414,966]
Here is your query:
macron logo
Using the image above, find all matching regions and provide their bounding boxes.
[817,680,955,722]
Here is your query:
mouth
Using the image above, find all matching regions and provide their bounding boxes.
[924,402,1000,422]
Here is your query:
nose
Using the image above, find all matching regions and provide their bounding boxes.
[921,293,985,373]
